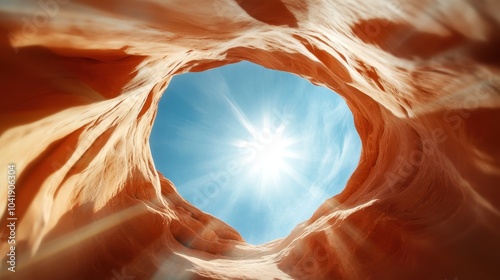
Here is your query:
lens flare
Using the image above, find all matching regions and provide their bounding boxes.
[238,127,298,186]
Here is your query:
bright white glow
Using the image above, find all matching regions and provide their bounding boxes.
[245,133,291,182]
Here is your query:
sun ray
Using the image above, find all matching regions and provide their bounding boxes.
[221,93,258,138]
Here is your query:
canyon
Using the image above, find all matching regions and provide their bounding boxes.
[1,0,500,279]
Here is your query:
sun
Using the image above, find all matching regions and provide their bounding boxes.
[239,129,296,183]
[254,138,287,172]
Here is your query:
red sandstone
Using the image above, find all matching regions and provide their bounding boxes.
[1,0,500,279]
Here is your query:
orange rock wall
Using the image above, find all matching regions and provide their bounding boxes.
[1,0,499,279]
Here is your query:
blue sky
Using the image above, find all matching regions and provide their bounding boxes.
[150,61,361,245]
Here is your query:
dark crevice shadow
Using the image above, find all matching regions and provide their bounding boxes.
[235,0,298,27]
[0,43,145,134]
[351,18,500,66]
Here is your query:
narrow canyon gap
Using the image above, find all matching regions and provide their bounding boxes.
[150,61,361,245]
[1,1,500,279]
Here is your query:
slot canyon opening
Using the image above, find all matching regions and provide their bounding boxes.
[150,61,361,244]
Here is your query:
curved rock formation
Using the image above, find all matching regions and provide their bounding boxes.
[1,0,500,279]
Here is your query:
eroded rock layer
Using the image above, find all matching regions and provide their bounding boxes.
[1,0,500,279]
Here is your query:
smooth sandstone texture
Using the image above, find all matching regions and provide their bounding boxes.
[1,0,500,279]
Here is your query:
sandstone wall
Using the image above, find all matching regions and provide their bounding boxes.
[1,0,499,279]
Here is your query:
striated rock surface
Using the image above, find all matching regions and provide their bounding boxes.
[1,0,500,279]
